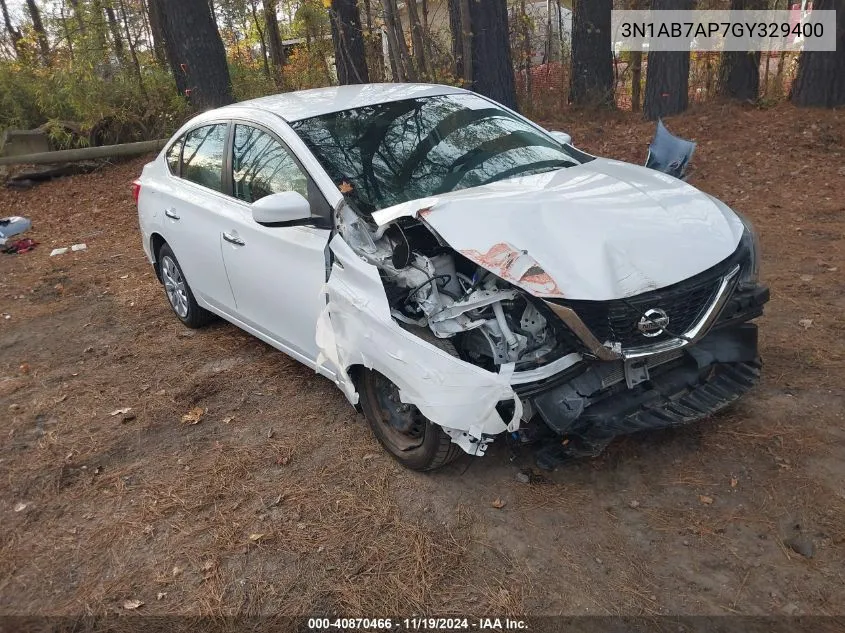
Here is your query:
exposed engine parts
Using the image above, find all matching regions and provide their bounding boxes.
[337,207,570,373]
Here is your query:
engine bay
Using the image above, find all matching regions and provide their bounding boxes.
[337,207,572,373]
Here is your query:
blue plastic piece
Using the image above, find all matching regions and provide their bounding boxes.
[0,216,31,245]
[645,119,697,180]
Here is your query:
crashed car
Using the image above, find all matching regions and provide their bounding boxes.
[135,83,769,471]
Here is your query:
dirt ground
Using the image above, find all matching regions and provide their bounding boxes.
[1,101,843,618]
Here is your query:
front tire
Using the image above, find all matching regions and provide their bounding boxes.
[358,369,461,471]
[157,243,213,329]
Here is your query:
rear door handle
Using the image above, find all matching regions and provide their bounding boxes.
[164,208,180,220]
[222,232,245,246]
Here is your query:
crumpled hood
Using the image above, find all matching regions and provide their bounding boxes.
[372,158,745,301]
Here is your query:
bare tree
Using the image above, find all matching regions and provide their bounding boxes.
[569,0,614,106]
[792,0,845,107]
[448,0,516,109]
[717,0,764,101]
[263,0,285,85]
[381,0,415,81]
[151,0,234,109]
[25,0,51,63]
[643,0,693,120]
[329,0,370,85]
[0,0,23,59]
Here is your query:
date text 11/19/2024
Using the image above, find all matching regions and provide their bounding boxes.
[307,617,529,630]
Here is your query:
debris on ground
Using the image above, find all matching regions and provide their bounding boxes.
[122,599,143,610]
[181,406,205,425]
[2,238,38,254]
[491,498,506,509]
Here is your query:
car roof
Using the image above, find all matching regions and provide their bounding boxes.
[230,83,467,122]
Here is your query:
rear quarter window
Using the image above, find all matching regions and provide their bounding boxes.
[166,138,183,175]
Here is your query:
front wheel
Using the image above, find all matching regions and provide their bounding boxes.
[358,369,461,471]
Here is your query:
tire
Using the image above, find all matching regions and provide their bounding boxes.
[157,243,214,329]
[358,368,462,471]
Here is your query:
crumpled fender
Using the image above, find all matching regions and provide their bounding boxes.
[316,235,521,454]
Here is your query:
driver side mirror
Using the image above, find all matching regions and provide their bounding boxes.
[252,191,312,227]
[548,130,572,146]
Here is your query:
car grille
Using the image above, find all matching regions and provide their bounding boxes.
[553,254,740,350]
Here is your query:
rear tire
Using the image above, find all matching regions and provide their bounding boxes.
[157,243,214,329]
[358,368,461,471]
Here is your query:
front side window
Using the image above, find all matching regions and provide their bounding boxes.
[232,125,308,203]
[182,123,228,192]
[290,93,584,214]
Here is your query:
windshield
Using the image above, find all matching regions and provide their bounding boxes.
[290,93,583,214]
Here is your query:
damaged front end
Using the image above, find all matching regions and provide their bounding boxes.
[317,197,768,470]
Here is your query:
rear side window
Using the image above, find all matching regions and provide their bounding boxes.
[182,124,228,192]
[232,125,308,203]
[166,139,182,175]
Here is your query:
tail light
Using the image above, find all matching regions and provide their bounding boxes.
[131,180,142,204]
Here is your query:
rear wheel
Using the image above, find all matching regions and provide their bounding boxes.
[358,368,461,471]
[157,243,213,329]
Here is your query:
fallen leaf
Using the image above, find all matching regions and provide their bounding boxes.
[181,406,205,425]
[249,533,266,542]
[699,495,714,505]
[222,416,235,424]
[171,566,183,577]
[156,592,167,601]
[730,477,738,488]
[14,502,29,512]
[491,498,506,509]
[798,318,813,329]
[19,363,30,375]
[338,181,354,194]
[110,407,132,416]
[122,599,143,610]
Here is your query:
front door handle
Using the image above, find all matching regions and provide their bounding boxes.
[164,208,180,220]
[222,232,245,246]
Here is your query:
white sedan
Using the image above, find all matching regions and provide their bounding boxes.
[136,83,769,471]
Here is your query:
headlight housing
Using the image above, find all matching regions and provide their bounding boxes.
[736,212,761,290]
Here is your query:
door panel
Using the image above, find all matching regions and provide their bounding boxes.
[222,219,329,361]
[220,124,331,362]
[157,123,237,312]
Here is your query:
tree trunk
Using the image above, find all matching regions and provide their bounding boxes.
[643,0,693,120]
[151,0,234,110]
[118,0,146,95]
[249,0,271,79]
[361,0,383,81]
[381,0,414,81]
[447,0,465,80]
[717,0,763,101]
[143,0,167,66]
[24,0,50,64]
[104,2,127,61]
[467,0,517,110]
[569,0,614,106]
[330,0,370,85]
[630,50,642,111]
[792,0,845,107]
[406,0,428,76]
[0,0,23,59]
[263,0,285,85]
